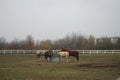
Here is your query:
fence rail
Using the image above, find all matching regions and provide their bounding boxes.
[0,50,120,55]
[77,50,120,54]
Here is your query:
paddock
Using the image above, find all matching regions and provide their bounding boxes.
[0,53,120,80]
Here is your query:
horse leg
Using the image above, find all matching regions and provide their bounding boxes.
[66,57,68,63]
[75,54,79,62]
[44,56,48,62]
[65,56,69,63]
[68,56,70,62]
[59,56,62,62]
[36,54,41,64]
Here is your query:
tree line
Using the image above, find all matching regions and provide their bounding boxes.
[0,33,120,50]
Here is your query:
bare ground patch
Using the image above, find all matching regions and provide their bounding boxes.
[77,63,120,68]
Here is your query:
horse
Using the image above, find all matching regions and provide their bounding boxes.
[36,50,46,58]
[61,48,79,62]
[58,51,69,62]
[44,50,53,62]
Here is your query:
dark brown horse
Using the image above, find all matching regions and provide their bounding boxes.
[44,50,53,62]
[61,48,79,62]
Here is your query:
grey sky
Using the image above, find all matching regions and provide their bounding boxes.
[0,0,120,41]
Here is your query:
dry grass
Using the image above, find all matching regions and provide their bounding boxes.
[0,53,120,80]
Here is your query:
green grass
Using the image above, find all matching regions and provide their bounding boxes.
[0,53,120,80]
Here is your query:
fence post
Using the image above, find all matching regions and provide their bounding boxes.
[97,50,98,54]
[112,50,114,54]
[10,50,12,54]
[23,50,25,54]
[83,50,84,54]
[3,50,5,55]
[17,50,19,54]
[104,50,106,54]
[90,50,91,55]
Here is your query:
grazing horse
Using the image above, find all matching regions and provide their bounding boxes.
[44,50,53,62]
[58,51,69,62]
[36,50,46,58]
[62,48,79,62]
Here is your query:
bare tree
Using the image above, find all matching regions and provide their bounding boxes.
[25,35,35,50]
[87,35,95,49]
[9,38,20,49]
[0,37,8,49]
[40,40,53,49]
[114,37,120,49]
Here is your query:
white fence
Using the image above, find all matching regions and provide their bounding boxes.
[77,50,120,54]
[0,50,120,55]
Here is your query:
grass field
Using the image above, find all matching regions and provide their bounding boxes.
[0,53,120,80]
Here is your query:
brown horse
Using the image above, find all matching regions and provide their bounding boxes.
[61,48,79,62]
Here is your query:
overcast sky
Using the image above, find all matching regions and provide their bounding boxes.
[0,0,120,41]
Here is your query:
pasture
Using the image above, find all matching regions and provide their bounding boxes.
[0,53,120,80]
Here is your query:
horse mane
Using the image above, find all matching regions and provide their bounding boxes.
[61,48,70,52]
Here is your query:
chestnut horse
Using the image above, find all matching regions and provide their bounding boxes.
[61,48,79,62]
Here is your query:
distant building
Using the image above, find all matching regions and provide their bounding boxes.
[95,37,119,45]
[110,37,119,44]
